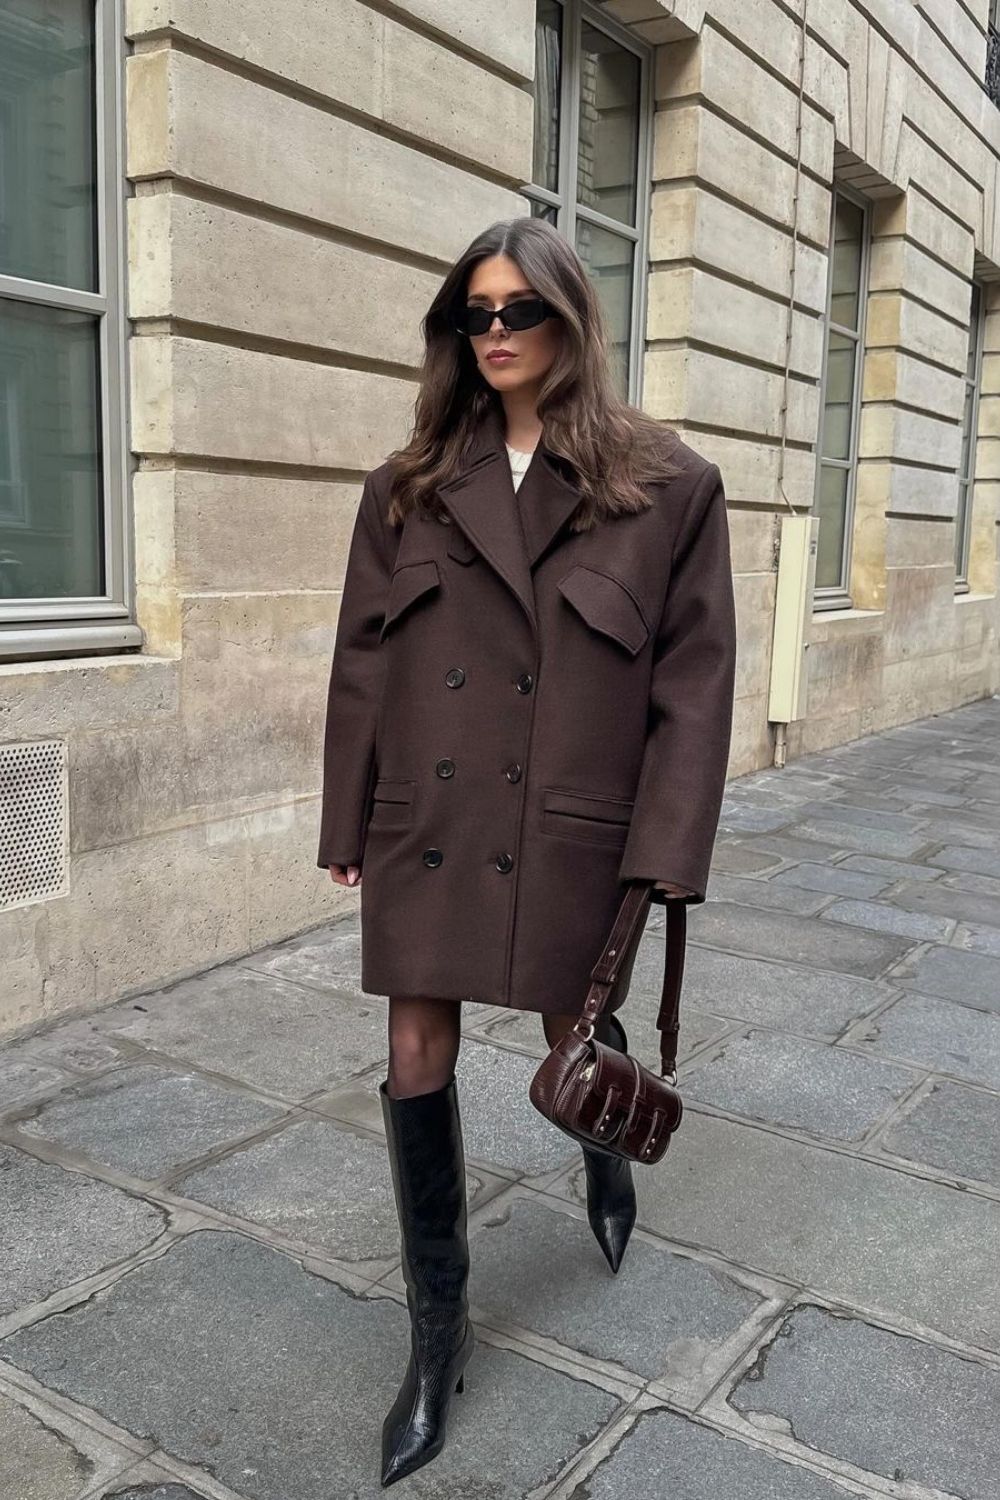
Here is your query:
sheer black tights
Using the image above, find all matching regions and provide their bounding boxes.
[385,996,463,1099]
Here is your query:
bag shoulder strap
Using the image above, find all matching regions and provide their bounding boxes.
[580,882,687,1080]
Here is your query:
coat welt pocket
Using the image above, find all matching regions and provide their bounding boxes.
[369,777,416,828]
[541,787,634,845]
[373,777,415,805]
[555,564,651,657]
[379,560,441,641]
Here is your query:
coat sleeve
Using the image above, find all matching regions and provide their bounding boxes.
[616,461,737,905]
[316,471,395,869]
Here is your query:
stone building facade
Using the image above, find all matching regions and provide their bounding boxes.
[1,0,998,1035]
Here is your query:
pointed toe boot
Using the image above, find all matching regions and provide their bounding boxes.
[378,1074,474,1488]
[582,1013,638,1274]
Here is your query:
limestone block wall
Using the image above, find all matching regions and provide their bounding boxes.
[640,0,1000,766]
[2,0,999,1036]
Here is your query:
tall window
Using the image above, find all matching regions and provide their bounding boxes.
[955,281,985,591]
[987,0,1000,109]
[526,0,652,401]
[0,0,133,661]
[813,188,871,607]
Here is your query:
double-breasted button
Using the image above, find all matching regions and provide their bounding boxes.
[495,852,514,873]
[515,672,533,694]
[504,763,522,783]
[436,758,456,778]
[445,667,466,688]
[422,848,444,867]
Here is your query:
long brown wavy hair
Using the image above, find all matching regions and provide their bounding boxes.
[385,217,684,531]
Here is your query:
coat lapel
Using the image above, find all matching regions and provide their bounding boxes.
[436,403,584,634]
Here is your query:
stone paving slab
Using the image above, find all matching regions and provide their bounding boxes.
[12,1064,286,1180]
[769,862,893,899]
[0,1230,622,1500]
[819,897,956,942]
[838,852,946,883]
[672,946,895,1038]
[729,1305,1000,1500]
[679,1031,919,1141]
[701,873,831,915]
[878,1079,1000,1186]
[0,1053,72,1113]
[926,843,1000,878]
[89,966,389,1099]
[237,918,364,997]
[686,901,915,976]
[0,1145,165,1320]
[556,1111,1000,1350]
[892,943,1000,1010]
[567,1409,870,1500]
[171,1114,504,1269]
[454,1039,580,1177]
[889,877,1000,928]
[788,819,931,859]
[0,1384,140,1500]
[456,1194,771,1393]
[852,991,1000,1090]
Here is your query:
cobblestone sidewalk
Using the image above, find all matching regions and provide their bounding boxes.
[2,695,999,1500]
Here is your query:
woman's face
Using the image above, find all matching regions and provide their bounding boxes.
[463,254,562,397]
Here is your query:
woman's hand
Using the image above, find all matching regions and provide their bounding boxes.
[653,879,693,898]
[328,864,362,887]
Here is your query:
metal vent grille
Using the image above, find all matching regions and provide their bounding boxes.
[0,740,69,912]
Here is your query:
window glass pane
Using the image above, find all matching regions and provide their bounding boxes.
[576,24,639,228]
[959,382,975,484]
[967,283,982,380]
[529,200,558,225]
[820,331,856,461]
[0,297,103,599]
[829,197,864,331]
[575,220,632,396]
[955,482,970,577]
[815,462,848,591]
[533,1,562,195]
[0,0,97,292]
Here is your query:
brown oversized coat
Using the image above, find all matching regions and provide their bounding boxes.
[317,402,737,1016]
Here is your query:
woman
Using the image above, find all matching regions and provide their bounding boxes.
[317,217,737,1487]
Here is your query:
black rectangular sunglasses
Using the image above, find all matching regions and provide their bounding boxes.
[453,296,557,337]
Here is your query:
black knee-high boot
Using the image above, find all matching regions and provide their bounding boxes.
[378,1074,475,1488]
[582,1013,638,1273]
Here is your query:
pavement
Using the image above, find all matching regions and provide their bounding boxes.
[1,694,1000,1500]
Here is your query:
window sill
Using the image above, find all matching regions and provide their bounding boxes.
[0,621,145,666]
[811,606,885,623]
[954,590,995,604]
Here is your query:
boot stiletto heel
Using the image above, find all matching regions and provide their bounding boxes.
[581,1012,638,1274]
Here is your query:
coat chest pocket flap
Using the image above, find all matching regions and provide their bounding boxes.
[379,560,441,641]
[556,564,651,656]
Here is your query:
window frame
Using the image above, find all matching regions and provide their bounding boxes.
[0,0,138,662]
[522,0,653,405]
[955,280,985,593]
[812,182,872,612]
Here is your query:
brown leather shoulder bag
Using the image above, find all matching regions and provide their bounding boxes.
[528,881,685,1165]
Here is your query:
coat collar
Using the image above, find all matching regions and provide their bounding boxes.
[435,401,584,633]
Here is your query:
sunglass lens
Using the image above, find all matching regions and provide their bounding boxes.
[504,298,547,330]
